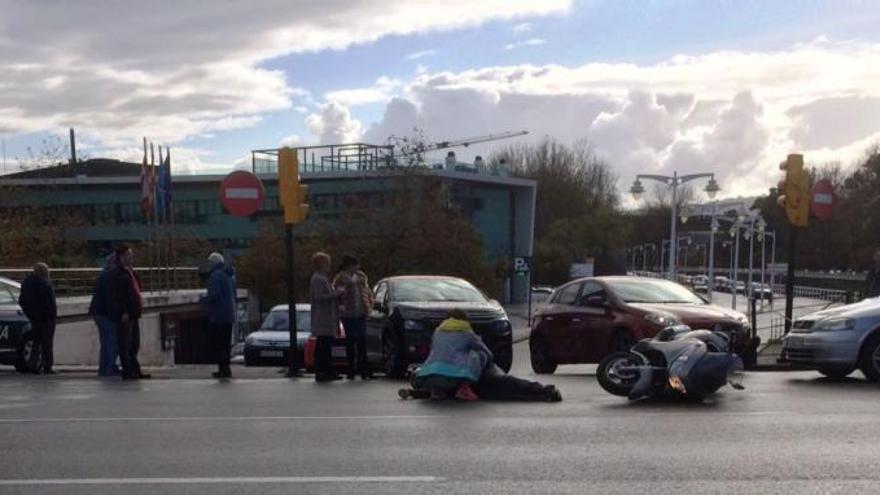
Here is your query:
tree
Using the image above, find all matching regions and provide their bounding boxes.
[236,170,497,310]
[0,136,90,267]
[490,138,626,285]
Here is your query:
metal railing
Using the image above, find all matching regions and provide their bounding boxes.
[0,267,202,297]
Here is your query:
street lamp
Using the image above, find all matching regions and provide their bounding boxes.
[630,171,720,279]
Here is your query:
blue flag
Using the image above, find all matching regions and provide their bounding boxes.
[156,148,173,219]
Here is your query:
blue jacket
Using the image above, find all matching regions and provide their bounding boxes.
[202,264,236,325]
[88,268,115,317]
[416,318,492,383]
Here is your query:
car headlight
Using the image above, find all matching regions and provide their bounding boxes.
[735,313,750,327]
[815,318,856,332]
[404,319,426,331]
[245,336,255,346]
[490,318,512,334]
[644,313,679,327]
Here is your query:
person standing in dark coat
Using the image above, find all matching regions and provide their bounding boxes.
[333,255,374,380]
[866,248,880,298]
[18,263,57,374]
[89,254,121,377]
[109,245,150,381]
[310,252,344,383]
[200,252,237,379]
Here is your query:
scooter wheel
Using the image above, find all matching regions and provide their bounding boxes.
[597,352,646,397]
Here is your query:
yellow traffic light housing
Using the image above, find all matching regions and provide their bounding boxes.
[278,147,310,224]
[777,153,810,227]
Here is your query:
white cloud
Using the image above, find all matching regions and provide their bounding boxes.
[504,38,546,51]
[406,49,437,61]
[324,76,403,107]
[0,0,570,148]
[306,102,363,144]
[512,23,532,35]
[279,134,303,148]
[360,38,880,198]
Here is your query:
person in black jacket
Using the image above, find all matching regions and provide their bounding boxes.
[18,263,57,374]
[867,248,880,298]
[109,245,151,381]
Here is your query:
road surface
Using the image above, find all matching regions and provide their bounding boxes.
[0,342,878,494]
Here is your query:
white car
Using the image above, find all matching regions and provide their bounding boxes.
[782,297,880,380]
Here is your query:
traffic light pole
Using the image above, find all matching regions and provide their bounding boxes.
[784,227,797,334]
[285,223,301,377]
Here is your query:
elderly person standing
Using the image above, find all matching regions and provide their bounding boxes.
[201,252,237,379]
[310,251,344,383]
[89,254,121,377]
[18,262,57,374]
[333,255,374,380]
[110,244,151,381]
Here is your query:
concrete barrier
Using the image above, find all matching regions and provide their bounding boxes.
[53,289,247,367]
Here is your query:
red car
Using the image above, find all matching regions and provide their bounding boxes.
[529,276,759,373]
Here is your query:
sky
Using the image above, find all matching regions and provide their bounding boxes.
[2,0,880,199]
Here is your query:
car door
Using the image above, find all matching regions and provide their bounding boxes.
[542,281,583,362]
[365,281,389,362]
[573,281,616,362]
[0,284,27,361]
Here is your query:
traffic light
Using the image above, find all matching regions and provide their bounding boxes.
[278,147,309,224]
[777,153,810,227]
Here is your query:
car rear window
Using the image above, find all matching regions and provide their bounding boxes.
[553,283,582,305]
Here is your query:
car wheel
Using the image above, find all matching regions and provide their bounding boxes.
[609,330,635,354]
[597,351,647,397]
[817,366,855,380]
[529,335,556,374]
[16,333,40,374]
[383,334,406,379]
[858,334,880,382]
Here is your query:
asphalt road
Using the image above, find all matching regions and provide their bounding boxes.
[0,342,878,494]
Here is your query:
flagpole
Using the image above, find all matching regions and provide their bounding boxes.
[143,137,154,294]
[167,147,178,291]
[158,145,166,293]
[150,142,158,294]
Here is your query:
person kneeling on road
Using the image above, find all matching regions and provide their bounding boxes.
[399,310,562,403]
[408,309,489,401]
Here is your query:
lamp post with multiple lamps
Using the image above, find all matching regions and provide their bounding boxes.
[630,172,720,280]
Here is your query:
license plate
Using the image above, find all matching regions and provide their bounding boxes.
[331,347,347,358]
[260,350,284,358]
[787,337,804,349]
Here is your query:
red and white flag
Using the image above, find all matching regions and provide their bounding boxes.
[140,138,155,216]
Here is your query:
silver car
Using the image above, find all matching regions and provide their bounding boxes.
[782,297,880,380]
[243,304,311,367]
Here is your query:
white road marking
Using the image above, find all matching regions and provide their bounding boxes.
[0,476,441,486]
[0,414,446,424]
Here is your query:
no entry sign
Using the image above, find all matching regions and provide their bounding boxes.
[220,171,265,217]
[811,178,833,222]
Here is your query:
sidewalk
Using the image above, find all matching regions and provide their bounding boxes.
[504,303,536,344]
[0,364,290,380]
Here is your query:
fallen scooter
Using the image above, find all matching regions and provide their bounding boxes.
[597,324,745,401]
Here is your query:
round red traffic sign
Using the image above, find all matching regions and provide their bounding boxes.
[220,171,265,217]
[811,178,833,221]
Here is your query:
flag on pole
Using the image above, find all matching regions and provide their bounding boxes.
[139,138,155,217]
[156,147,173,219]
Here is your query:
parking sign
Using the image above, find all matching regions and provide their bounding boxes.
[514,256,531,276]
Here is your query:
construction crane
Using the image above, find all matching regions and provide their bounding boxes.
[387,130,528,162]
